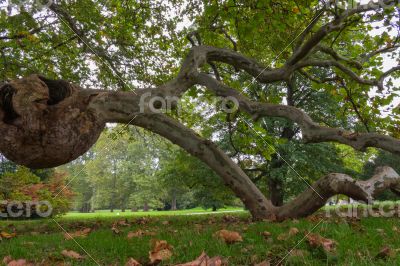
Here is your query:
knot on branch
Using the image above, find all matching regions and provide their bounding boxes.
[0,75,104,169]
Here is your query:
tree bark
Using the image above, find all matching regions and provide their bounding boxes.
[143,202,149,212]
[171,191,177,211]
[268,178,284,207]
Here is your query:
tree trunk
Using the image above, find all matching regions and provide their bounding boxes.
[268,178,284,206]
[171,192,177,211]
[143,202,149,212]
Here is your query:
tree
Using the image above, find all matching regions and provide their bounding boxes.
[0,1,400,220]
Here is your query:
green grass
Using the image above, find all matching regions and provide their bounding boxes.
[1,210,400,265]
[63,207,244,219]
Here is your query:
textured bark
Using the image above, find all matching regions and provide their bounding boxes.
[268,178,284,207]
[0,75,104,168]
[276,166,400,220]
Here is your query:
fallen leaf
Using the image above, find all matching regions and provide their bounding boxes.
[306,233,336,252]
[3,256,12,264]
[289,227,299,236]
[111,224,121,235]
[117,219,130,226]
[254,261,270,266]
[125,258,141,266]
[127,230,144,239]
[161,221,170,225]
[61,250,84,260]
[149,240,173,264]
[64,228,91,240]
[261,231,272,239]
[6,259,32,266]
[127,230,156,239]
[0,231,16,239]
[175,252,224,266]
[290,249,306,257]
[376,246,395,259]
[215,230,243,244]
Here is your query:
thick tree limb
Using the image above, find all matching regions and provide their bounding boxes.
[195,73,400,155]
[276,166,400,220]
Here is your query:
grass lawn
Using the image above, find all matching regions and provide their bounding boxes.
[1,208,400,265]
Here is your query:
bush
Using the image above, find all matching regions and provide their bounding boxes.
[0,167,73,218]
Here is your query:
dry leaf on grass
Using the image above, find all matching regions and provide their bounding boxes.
[61,250,85,260]
[306,233,336,252]
[116,219,130,227]
[289,227,299,236]
[254,260,270,266]
[290,249,306,257]
[64,228,91,240]
[215,230,243,244]
[175,252,224,266]
[111,224,121,235]
[149,240,173,264]
[261,231,272,238]
[3,256,33,266]
[376,246,395,259]
[0,231,16,239]
[127,230,156,239]
[125,258,141,266]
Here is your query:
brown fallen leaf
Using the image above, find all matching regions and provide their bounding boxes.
[161,221,170,225]
[0,231,16,239]
[254,261,270,266]
[127,230,156,239]
[175,251,224,266]
[289,227,299,236]
[64,228,91,240]
[376,246,395,259]
[61,250,85,260]
[127,230,145,239]
[125,257,141,266]
[290,249,306,257]
[111,224,121,235]
[149,240,173,264]
[3,256,12,264]
[3,256,33,266]
[215,230,243,244]
[306,233,336,252]
[6,259,33,266]
[117,219,130,226]
[261,231,272,239]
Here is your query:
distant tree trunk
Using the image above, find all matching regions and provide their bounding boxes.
[110,159,117,213]
[268,178,284,206]
[171,192,177,210]
[212,205,217,212]
[143,202,149,212]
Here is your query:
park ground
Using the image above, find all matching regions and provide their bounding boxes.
[1,207,400,265]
